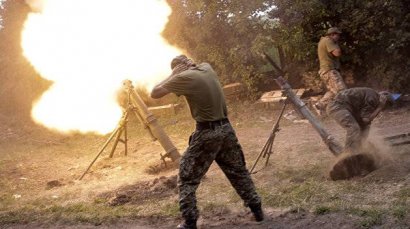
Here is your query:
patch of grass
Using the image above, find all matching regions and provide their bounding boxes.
[275,164,324,181]
[0,205,39,224]
[336,180,367,193]
[0,202,144,225]
[45,203,113,224]
[93,197,107,204]
[226,189,241,203]
[391,205,407,220]
[348,208,367,217]
[390,187,409,221]
[359,212,383,228]
[288,206,307,214]
[161,202,180,217]
[199,179,240,206]
[394,187,410,201]
[201,201,230,215]
[314,206,332,215]
[348,208,384,228]
[261,179,330,208]
[0,193,15,210]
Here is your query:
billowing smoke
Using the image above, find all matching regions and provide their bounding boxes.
[21,0,181,134]
[25,0,45,12]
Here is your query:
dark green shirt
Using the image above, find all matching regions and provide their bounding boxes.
[162,63,227,122]
[329,87,380,120]
[318,36,341,73]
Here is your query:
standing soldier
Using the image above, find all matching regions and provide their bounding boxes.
[327,87,399,152]
[314,27,347,116]
[151,55,263,229]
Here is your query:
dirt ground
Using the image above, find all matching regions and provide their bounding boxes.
[0,101,409,229]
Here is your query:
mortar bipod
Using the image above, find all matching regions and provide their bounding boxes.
[250,99,288,174]
[79,93,134,180]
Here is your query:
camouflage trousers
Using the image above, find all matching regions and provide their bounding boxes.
[178,122,261,221]
[317,70,347,109]
[327,106,370,151]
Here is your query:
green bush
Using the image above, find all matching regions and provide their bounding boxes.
[163,0,410,93]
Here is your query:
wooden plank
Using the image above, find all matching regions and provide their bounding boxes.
[223,82,244,96]
[148,103,180,111]
[260,89,305,103]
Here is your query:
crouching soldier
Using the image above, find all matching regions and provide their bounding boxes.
[327,87,400,152]
[151,55,263,229]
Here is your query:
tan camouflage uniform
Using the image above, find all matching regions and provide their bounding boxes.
[316,29,347,110]
[327,88,380,151]
[318,69,347,109]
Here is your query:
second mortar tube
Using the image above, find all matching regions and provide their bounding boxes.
[275,76,343,156]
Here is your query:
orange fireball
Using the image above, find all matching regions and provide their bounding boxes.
[21,0,180,134]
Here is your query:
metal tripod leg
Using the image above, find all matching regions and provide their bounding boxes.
[250,101,287,174]
[79,110,129,180]
[124,122,128,156]
[108,117,128,158]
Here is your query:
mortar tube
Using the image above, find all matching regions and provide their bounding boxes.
[124,81,181,162]
[275,76,343,156]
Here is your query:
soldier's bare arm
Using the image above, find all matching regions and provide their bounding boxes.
[151,85,170,99]
[151,65,186,99]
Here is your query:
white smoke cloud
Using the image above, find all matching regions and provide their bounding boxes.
[21,0,181,134]
[25,0,45,12]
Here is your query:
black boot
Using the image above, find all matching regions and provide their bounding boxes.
[177,219,197,229]
[249,203,264,222]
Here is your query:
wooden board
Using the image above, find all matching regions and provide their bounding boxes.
[148,103,180,111]
[223,82,244,97]
[260,89,305,103]
[148,103,181,115]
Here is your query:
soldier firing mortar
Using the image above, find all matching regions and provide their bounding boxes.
[267,77,402,181]
[151,55,264,229]
[327,87,401,179]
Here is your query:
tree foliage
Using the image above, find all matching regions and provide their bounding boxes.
[0,0,408,119]
[270,0,410,92]
[164,0,410,94]
[163,0,279,97]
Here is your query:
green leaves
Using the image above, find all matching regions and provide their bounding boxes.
[164,0,409,94]
[163,0,277,97]
[270,0,410,92]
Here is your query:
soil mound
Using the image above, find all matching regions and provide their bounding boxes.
[99,175,178,206]
[329,153,377,180]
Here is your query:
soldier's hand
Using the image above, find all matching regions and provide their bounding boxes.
[379,94,388,106]
[171,63,189,76]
